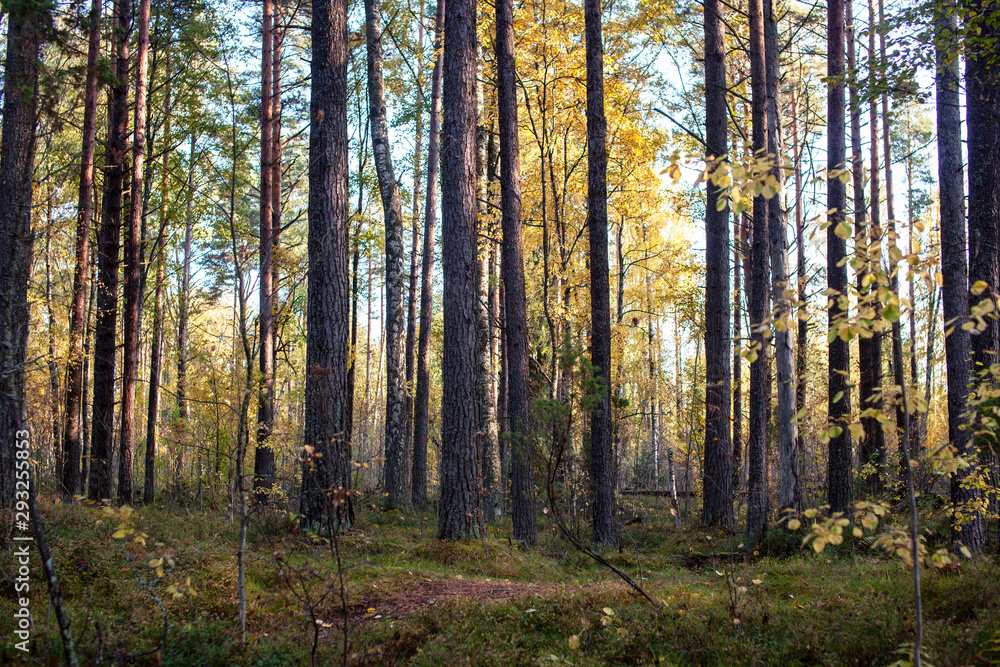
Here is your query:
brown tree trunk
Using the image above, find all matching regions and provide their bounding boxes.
[702,0,732,527]
[747,0,770,544]
[89,0,130,501]
[585,0,616,547]
[254,0,276,503]
[118,0,153,504]
[302,0,353,528]
[498,0,536,544]
[438,0,483,540]
[936,0,984,550]
[176,137,196,498]
[827,0,852,512]
[850,0,885,495]
[366,0,409,511]
[412,0,442,510]
[792,94,808,482]
[61,0,101,498]
[733,217,744,494]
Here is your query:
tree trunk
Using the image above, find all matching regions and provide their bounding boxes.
[365,0,409,511]
[498,0,536,544]
[176,137,196,498]
[89,0,130,501]
[826,0,852,513]
[404,4,425,499]
[701,0,732,527]
[764,0,799,513]
[61,0,101,498]
[302,0,353,529]
[438,0,483,540]
[144,4,172,506]
[254,0,276,504]
[747,0,769,544]
[792,95,808,484]
[733,217,744,494]
[412,0,442,508]
[118,0,152,504]
[585,0,616,547]
[936,1,984,551]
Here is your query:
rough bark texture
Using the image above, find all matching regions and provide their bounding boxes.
[936,2,984,550]
[438,0,483,540]
[301,0,352,528]
[498,0,536,544]
[585,0,616,547]
[0,2,44,509]
[826,0,852,513]
[89,0,130,501]
[366,0,409,511]
[61,0,101,498]
[118,0,152,504]
[849,0,885,496]
[254,0,276,503]
[764,0,798,513]
[412,0,444,510]
[966,0,999,380]
[747,0,769,545]
[701,0,732,527]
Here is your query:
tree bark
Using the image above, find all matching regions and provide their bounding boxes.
[498,0,536,544]
[764,0,799,513]
[89,0,130,501]
[412,0,443,508]
[438,0,483,540]
[302,0,353,529]
[61,0,101,498]
[747,0,770,544]
[175,137,195,498]
[826,0,852,512]
[118,0,153,504]
[366,0,409,511]
[254,0,276,504]
[701,0,732,527]
[585,0,616,547]
[0,2,43,509]
[936,1,984,550]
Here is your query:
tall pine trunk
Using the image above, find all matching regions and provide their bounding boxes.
[413,0,444,510]
[89,0,130,501]
[61,0,101,498]
[118,0,153,504]
[438,0,483,539]
[746,0,770,544]
[701,0,732,527]
[936,0,984,551]
[826,0,852,512]
[498,0,536,544]
[302,0,353,528]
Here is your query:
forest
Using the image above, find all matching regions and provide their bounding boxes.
[0,0,999,661]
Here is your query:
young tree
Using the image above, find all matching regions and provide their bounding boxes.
[826,0,852,513]
[302,0,353,528]
[936,0,984,551]
[366,0,409,511]
[585,0,616,547]
[89,0,131,501]
[412,0,445,509]
[701,0,732,528]
[438,0,483,539]
[497,0,536,544]
[61,0,102,498]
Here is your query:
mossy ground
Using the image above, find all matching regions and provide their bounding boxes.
[2,495,999,665]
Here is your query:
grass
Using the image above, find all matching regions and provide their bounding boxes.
[2,495,998,666]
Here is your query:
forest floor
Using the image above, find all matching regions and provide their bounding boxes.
[3,493,1000,666]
